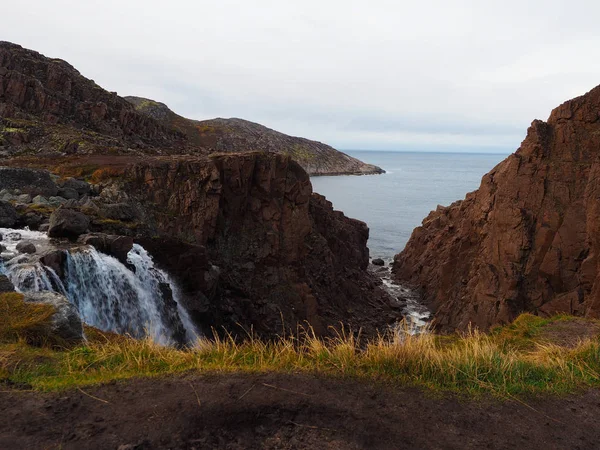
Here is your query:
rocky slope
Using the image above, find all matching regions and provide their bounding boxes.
[125,96,384,176]
[393,85,600,331]
[0,40,382,175]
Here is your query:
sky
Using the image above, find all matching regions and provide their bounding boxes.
[4,0,600,153]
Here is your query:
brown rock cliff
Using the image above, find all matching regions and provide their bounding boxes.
[122,152,395,337]
[393,85,600,331]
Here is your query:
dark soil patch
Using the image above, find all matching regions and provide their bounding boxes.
[539,318,600,347]
[1,373,599,449]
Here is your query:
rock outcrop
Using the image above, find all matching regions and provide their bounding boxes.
[23,291,84,344]
[122,152,396,337]
[393,85,600,331]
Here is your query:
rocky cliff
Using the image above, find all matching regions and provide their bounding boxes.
[121,152,396,337]
[125,96,384,176]
[393,85,600,331]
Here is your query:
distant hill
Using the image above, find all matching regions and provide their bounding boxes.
[0,40,382,176]
[125,96,384,176]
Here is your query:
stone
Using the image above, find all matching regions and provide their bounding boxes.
[372,258,385,266]
[48,208,90,239]
[15,194,32,204]
[38,223,50,232]
[40,250,67,278]
[21,211,44,230]
[0,200,18,227]
[79,233,133,264]
[48,197,68,207]
[32,195,49,205]
[57,187,79,200]
[16,241,36,254]
[23,291,84,343]
[60,178,90,197]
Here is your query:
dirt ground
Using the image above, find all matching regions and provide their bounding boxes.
[1,373,599,450]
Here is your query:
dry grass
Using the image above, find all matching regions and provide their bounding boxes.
[0,293,57,346]
[1,317,599,396]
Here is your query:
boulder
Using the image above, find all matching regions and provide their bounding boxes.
[15,194,32,204]
[79,233,133,264]
[57,187,79,200]
[40,250,67,278]
[48,208,90,239]
[16,241,36,254]
[32,195,49,205]
[60,178,90,197]
[372,258,385,266]
[23,291,84,343]
[0,167,58,197]
[21,211,44,230]
[0,200,17,227]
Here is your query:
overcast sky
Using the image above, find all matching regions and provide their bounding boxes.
[4,0,600,153]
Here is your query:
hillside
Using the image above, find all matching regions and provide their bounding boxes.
[125,96,384,176]
[0,41,382,176]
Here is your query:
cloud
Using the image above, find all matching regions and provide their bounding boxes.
[3,0,600,152]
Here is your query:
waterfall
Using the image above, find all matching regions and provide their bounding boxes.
[1,229,199,345]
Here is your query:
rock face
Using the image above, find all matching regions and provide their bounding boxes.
[393,85,600,331]
[124,152,395,337]
[0,41,183,152]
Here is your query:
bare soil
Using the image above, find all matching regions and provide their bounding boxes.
[1,373,599,450]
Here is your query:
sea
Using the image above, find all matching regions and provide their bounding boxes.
[311,151,508,261]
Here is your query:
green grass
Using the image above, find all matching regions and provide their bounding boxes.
[1,308,599,396]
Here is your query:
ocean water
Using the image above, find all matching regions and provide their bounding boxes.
[311,151,508,260]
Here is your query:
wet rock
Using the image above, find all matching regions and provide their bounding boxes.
[372,258,385,266]
[0,167,58,197]
[0,274,15,292]
[0,200,18,227]
[21,211,44,230]
[40,250,67,278]
[79,233,133,264]
[5,232,21,241]
[23,292,84,343]
[48,208,90,239]
[16,241,36,254]
[38,223,50,233]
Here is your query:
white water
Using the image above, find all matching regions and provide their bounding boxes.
[0,228,199,345]
[370,258,431,334]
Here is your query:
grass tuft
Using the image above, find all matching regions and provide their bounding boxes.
[1,316,599,396]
